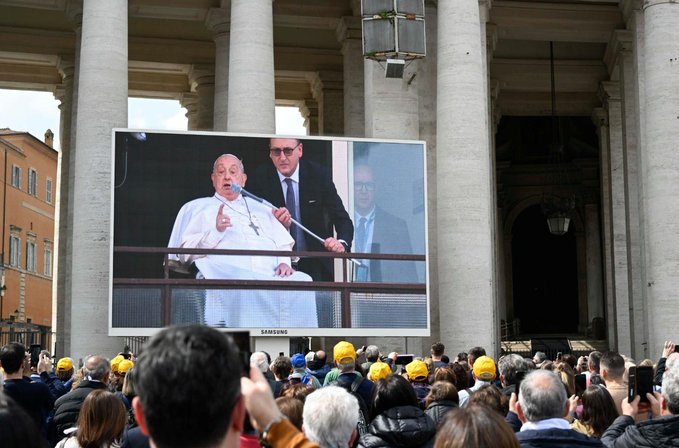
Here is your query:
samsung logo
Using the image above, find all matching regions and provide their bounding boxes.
[260,329,288,335]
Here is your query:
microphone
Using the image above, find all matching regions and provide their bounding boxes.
[231,182,361,266]
[231,183,274,208]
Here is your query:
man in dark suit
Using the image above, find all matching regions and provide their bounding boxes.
[248,137,353,281]
[353,164,417,283]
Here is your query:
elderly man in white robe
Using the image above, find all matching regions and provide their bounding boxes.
[168,154,317,328]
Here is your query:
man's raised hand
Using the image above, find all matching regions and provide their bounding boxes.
[216,204,231,232]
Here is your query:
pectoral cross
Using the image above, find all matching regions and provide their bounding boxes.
[249,220,260,236]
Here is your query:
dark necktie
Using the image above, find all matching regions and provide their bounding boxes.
[284,178,304,250]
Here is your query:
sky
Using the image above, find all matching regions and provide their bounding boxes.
[0,88,307,150]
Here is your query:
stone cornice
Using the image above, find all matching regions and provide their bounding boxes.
[603,29,633,77]
[336,16,362,44]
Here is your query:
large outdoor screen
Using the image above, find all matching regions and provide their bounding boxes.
[110,130,429,337]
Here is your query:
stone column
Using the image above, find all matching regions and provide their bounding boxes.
[641,0,679,355]
[418,0,438,354]
[613,30,647,359]
[599,81,632,355]
[180,92,199,131]
[53,56,75,357]
[227,0,275,133]
[301,99,319,136]
[206,7,230,131]
[55,1,82,358]
[364,58,419,139]
[592,107,616,347]
[310,71,344,136]
[70,0,127,359]
[480,1,501,349]
[585,201,605,325]
[625,0,650,360]
[437,1,495,354]
[336,16,364,137]
[189,65,215,131]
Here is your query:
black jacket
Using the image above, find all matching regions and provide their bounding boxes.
[517,428,604,448]
[424,400,457,428]
[358,405,436,448]
[601,414,679,447]
[52,380,107,439]
[249,159,353,281]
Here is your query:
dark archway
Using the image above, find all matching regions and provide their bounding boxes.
[512,204,578,334]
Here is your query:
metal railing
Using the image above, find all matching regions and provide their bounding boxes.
[113,246,427,328]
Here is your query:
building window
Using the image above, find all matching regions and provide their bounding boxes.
[27,241,37,272]
[46,178,53,203]
[44,245,53,277]
[10,235,21,267]
[12,165,21,188]
[28,168,38,196]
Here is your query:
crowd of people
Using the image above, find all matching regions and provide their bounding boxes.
[2,329,679,448]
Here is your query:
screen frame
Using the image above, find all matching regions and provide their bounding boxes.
[109,128,430,337]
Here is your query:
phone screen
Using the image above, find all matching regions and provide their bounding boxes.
[628,366,654,403]
[575,373,587,397]
[29,344,42,368]
[395,354,414,365]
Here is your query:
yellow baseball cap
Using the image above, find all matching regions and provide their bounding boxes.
[333,341,356,364]
[473,356,496,381]
[111,355,124,374]
[369,362,392,381]
[118,359,134,374]
[56,357,73,372]
[406,360,429,381]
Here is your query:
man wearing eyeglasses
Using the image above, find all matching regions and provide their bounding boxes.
[353,164,416,283]
[248,138,353,282]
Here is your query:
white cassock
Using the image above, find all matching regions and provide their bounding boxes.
[168,193,316,327]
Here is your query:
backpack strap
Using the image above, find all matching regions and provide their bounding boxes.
[351,375,366,393]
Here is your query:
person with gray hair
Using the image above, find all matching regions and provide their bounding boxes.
[167,153,316,327]
[251,351,276,393]
[360,345,380,373]
[601,364,679,447]
[499,353,529,397]
[510,369,603,447]
[303,386,359,448]
[52,355,112,442]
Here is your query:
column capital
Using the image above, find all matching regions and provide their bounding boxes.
[591,107,608,128]
[620,0,642,23]
[188,64,215,89]
[65,0,83,27]
[336,16,362,45]
[603,29,633,76]
[57,55,76,79]
[53,85,67,105]
[598,81,621,105]
[206,7,230,36]
[479,0,493,13]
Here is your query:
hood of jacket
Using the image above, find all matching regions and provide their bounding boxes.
[359,405,436,448]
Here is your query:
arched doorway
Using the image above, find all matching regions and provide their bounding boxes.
[511,204,579,334]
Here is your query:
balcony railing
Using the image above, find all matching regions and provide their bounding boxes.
[113,246,427,329]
